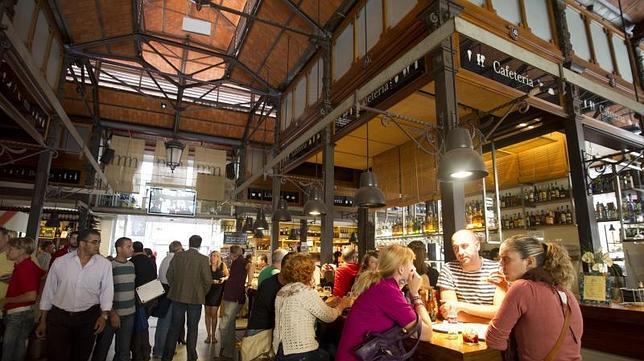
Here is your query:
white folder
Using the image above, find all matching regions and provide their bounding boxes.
[136,279,165,304]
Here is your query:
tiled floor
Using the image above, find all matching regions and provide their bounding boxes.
[104,310,244,361]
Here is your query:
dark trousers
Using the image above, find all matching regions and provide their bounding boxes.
[91,313,134,361]
[276,345,330,361]
[131,307,151,361]
[46,305,101,361]
[162,302,201,361]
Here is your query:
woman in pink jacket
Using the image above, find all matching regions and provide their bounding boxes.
[486,236,583,361]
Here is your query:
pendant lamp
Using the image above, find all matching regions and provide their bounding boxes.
[164,139,185,172]
[45,211,61,228]
[303,186,327,216]
[438,127,488,182]
[272,198,292,222]
[253,208,269,231]
[288,228,299,240]
[355,122,386,208]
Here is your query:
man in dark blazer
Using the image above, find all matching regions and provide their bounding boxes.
[161,235,211,361]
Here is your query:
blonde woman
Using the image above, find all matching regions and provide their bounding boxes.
[486,236,583,360]
[273,254,350,360]
[338,244,433,361]
[204,250,229,344]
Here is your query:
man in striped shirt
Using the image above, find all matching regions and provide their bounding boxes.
[437,230,506,323]
[92,237,136,361]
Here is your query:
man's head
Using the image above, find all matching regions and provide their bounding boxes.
[168,240,183,253]
[257,254,268,269]
[133,241,144,253]
[343,249,358,265]
[7,237,35,261]
[230,245,243,258]
[451,230,481,268]
[115,237,134,258]
[68,231,79,249]
[271,248,289,269]
[0,227,10,250]
[40,240,54,254]
[77,229,101,256]
[188,235,202,249]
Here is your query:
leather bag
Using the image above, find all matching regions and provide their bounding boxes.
[354,315,422,361]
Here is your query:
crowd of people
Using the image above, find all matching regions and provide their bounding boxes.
[0,225,583,361]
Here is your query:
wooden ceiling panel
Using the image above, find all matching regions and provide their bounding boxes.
[237,22,281,71]
[142,50,179,75]
[106,41,137,57]
[59,0,102,43]
[143,4,164,33]
[98,0,133,37]
[298,0,344,27]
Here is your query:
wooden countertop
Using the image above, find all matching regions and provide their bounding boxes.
[580,302,644,359]
[407,333,501,361]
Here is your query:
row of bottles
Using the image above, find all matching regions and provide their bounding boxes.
[502,206,574,229]
[465,201,485,229]
[499,183,570,208]
[595,195,644,223]
[333,227,356,239]
[591,174,616,194]
[595,201,619,221]
[41,213,79,221]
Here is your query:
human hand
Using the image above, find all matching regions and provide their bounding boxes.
[110,312,121,329]
[486,271,509,291]
[35,321,46,339]
[94,316,106,335]
[439,301,459,319]
[407,271,422,297]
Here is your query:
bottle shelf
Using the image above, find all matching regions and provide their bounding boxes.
[596,219,621,223]
[375,233,442,240]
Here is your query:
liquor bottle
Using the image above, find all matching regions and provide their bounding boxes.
[626,195,635,222]
[545,210,554,225]
[554,184,560,199]
[566,205,573,224]
[559,207,567,224]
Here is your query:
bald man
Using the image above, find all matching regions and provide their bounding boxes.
[436,230,506,323]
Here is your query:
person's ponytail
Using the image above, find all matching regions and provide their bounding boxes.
[351,270,382,297]
[542,241,575,290]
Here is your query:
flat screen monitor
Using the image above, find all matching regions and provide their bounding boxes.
[147,187,196,217]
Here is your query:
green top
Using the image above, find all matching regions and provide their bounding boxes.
[257,265,280,285]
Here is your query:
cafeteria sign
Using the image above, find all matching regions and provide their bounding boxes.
[578,87,641,133]
[459,36,559,105]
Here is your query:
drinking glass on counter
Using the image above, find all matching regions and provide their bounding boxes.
[462,326,479,344]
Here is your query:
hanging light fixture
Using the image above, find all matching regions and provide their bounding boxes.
[303,186,327,216]
[288,228,299,240]
[272,198,292,222]
[242,216,254,233]
[254,229,264,239]
[235,217,244,233]
[253,208,269,231]
[355,121,386,208]
[349,232,358,244]
[165,139,185,172]
[438,127,488,181]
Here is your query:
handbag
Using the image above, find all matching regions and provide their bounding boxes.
[354,315,422,361]
[241,329,274,361]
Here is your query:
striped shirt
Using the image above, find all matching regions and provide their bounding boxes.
[112,260,136,316]
[437,258,499,305]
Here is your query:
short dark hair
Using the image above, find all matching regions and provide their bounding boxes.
[259,254,268,264]
[144,248,153,257]
[188,235,202,248]
[133,241,144,252]
[40,240,53,251]
[168,241,182,253]
[281,251,296,269]
[115,237,132,249]
[78,229,100,243]
[68,231,79,238]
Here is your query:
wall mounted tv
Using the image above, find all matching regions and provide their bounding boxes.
[147,187,196,217]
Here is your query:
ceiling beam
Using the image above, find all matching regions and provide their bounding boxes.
[280,0,329,36]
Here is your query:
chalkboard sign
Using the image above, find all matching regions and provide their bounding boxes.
[223,232,247,245]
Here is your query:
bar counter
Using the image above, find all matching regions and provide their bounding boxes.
[580,303,644,359]
[407,333,501,361]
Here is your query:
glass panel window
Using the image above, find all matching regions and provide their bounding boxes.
[357,0,383,58]
[590,21,613,72]
[612,34,633,83]
[565,7,591,61]
[293,76,306,119]
[385,0,415,28]
[525,0,552,42]
[333,23,354,80]
[307,58,320,105]
[492,0,521,25]
[467,0,485,5]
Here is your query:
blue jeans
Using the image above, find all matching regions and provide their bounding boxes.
[1,310,34,361]
[162,302,201,361]
[219,300,243,358]
[153,302,173,357]
[91,313,134,361]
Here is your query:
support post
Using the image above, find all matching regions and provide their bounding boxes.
[26,118,62,239]
[271,100,282,252]
[300,219,308,252]
[321,125,334,263]
[425,0,463,262]
[357,207,375,261]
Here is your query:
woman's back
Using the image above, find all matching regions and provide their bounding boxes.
[337,277,416,361]
[486,279,583,361]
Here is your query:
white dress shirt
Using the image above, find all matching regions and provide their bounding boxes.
[158,252,175,285]
[40,250,114,312]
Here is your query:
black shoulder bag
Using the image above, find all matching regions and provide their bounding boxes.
[353,315,422,361]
